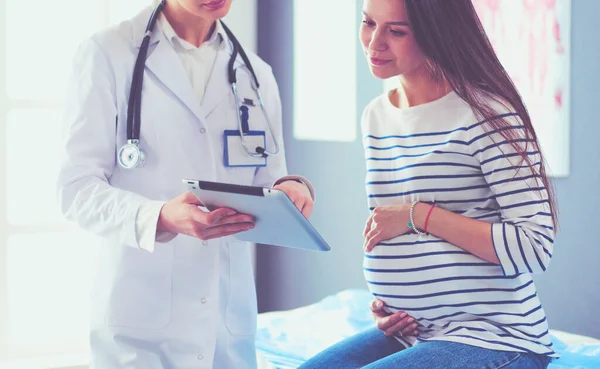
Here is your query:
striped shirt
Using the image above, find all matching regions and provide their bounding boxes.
[361,90,557,357]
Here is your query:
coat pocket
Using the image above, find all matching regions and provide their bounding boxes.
[91,242,174,330]
[225,240,257,336]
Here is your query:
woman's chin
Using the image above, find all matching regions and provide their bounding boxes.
[370,67,396,80]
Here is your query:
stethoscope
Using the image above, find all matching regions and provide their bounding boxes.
[118,0,280,169]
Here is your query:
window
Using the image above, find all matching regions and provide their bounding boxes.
[1,0,149,363]
[293,0,357,142]
[382,0,572,177]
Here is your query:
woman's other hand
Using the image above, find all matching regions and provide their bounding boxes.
[370,299,419,337]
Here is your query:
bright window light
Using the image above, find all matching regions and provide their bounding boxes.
[293,0,357,142]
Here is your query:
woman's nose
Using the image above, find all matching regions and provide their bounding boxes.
[369,32,387,52]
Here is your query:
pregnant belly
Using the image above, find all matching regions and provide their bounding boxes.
[362,235,505,320]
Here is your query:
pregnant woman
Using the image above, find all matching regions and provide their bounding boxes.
[298,0,557,368]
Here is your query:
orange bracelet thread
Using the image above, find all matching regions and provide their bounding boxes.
[423,205,435,234]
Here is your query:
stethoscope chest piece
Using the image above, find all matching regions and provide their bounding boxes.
[118,139,146,169]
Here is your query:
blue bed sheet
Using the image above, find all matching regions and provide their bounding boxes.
[256,289,600,369]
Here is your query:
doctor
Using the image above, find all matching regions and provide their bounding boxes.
[57,0,314,368]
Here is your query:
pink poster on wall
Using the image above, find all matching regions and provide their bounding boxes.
[473,0,571,177]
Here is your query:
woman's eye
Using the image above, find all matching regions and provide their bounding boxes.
[390,29,407,36]
[362,19,375,27]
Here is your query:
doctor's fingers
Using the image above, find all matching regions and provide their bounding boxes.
[212,213,255,226]
[301,199,314,219]
[180,191,204,206]
[193,222,255,240]
[289,195,312,219]
[190,207,237,225]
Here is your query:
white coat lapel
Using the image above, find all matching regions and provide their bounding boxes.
[130,7,205,123]
[201,37,244,118]
[144,36,206,123]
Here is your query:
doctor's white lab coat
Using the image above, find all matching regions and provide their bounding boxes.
[57,6,288,369]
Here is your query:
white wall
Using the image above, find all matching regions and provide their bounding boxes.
[223,0,258,53]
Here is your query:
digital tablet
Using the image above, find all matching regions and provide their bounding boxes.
[182,179,331,252]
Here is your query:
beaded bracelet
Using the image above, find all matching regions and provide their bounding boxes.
[408,201,426,235]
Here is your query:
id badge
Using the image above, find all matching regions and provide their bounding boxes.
[224,130,267,167]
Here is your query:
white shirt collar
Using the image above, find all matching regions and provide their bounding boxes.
[159,14,226,51]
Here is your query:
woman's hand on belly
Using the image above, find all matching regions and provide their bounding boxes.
[363,205,411,252]
[371,299,419,337]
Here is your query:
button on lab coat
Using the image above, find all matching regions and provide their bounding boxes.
[57,6,287,369]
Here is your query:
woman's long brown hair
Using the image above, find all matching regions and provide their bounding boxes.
[404,0,558,229]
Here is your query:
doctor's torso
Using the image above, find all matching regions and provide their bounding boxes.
[106,14,272,198]
[66,6,284,368]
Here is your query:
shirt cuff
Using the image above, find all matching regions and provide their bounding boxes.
[273,175,316,201]
[135,200,177,253]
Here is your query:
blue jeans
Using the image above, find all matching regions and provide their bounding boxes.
[297,327,551,369]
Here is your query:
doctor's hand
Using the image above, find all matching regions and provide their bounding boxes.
[371,299,419,337]
[157,192,255,240]
[274,181,314,219]
[363,205,411,252]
